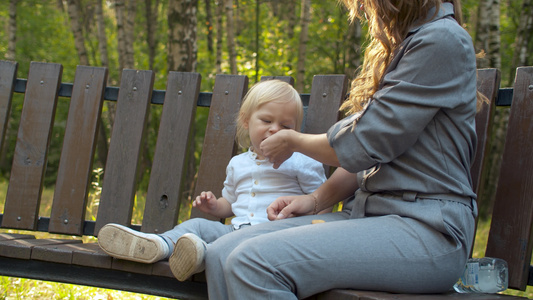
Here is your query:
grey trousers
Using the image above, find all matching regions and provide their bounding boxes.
[205,192,476,299]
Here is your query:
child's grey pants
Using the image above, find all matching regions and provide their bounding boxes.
[159,218,248,255]
[205,191,477,299]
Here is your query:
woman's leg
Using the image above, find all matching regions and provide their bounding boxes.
[205,212,349,299]
[206,201,473,299]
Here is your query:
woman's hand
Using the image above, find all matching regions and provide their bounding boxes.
[260,130,297,169]
[261,131,340,168]
[267,194,316,220]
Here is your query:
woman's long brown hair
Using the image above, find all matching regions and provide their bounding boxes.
[339,0,487,115]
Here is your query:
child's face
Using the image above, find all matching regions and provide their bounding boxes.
[245,100,299,160]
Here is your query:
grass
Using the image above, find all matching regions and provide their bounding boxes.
[0,277,171,300]
[0,180,532,299]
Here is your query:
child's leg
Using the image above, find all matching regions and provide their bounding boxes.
[97,223,170,263]
[159,218,234,253]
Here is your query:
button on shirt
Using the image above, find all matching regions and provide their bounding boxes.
[222,148,326,228]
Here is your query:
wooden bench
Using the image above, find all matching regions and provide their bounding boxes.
[0,60,346,299]
[0,60,532,300]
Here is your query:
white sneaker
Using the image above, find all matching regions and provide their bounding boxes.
[169,233,207,281]
[98,223,169,263]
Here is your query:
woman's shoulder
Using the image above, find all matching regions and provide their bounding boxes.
[406,17,475,63]
[417,17,472,47]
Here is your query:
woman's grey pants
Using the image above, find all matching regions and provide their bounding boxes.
[205,192,476,299]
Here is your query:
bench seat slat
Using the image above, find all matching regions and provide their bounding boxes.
[95,69,155,234]
[2,62,63,230]
[0,256,210,299]
[49,66,108,235]
[110,256,155,274]
[30,240,87,264]
[71,242,113,268]
[152,260,176,278]
[0,238,80,260]
[190,75,249,221]
[142,72,201,233]
[486,66,533,291]
[0,60,17,150]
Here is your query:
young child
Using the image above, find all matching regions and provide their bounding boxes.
[97,79,326,281]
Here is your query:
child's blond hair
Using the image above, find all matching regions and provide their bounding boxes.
[236,80,303,149]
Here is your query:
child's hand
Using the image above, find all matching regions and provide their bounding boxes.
[193,191,218,213]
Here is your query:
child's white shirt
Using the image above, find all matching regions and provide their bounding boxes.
[222,148,326,228]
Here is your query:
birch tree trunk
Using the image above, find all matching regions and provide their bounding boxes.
[286,0,297,41]
[474,0,490,68]
[56,0,64,11]
[96,0,109,67]
[487,0,501,69]
[234,0,242,36]
[296,0,311,91]
[124,0,136,69]
[115,0,135,74]
[225,0,237,74]
[5,0,17,61]
[510,0,533,81]
[215,0,223,73]
[145,0,160,70]
[344,20,362,82]
[66,0,89,66]
[115,0,127,74]
[205,0,214,54]
[167,0,199,72]
[279,0,297,73]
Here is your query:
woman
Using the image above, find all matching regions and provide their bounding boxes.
[205,0,481,298]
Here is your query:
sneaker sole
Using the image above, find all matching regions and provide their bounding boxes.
[98,225,161,263]
[169,236,204,281]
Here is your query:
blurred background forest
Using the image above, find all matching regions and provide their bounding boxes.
[0,0,532,221]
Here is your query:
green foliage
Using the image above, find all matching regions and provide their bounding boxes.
[0,275,173,299]
[0,0,528,190]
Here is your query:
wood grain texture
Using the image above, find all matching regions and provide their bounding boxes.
[49,66,108,235]
[2,62,62,230]
[95,69,154,234]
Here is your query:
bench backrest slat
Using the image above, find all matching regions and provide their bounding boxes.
[94,69,155,235]
[0,61,17,151]
[2,62,62,230]
[305,75,348,176]
[48,66,108,235]
[304,75,347,135]
[142,72,201,233]
[485,66,533,290]
[472,69,500,197]
[190,75,249,221]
